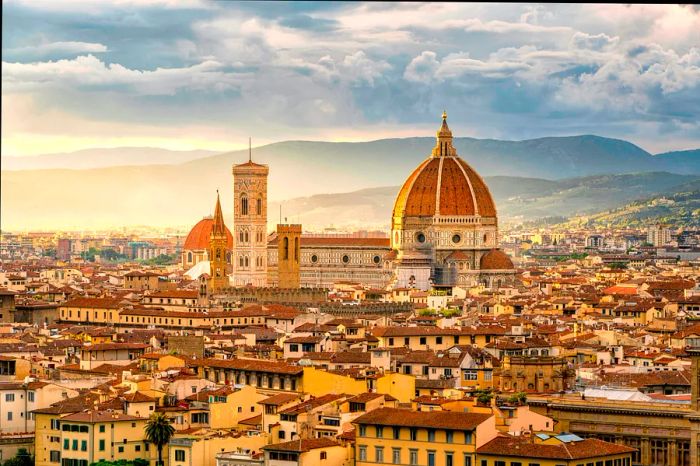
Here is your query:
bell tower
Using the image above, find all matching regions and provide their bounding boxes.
[232,139,269,287]
[208,191,228,292]
[277,223,301,288]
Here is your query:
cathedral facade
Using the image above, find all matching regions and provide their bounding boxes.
[183,113,514,291]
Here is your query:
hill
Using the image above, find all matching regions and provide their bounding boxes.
[2,147,216,170]
[268,172,700,231]
[2,135,699,231]
[560,183,700,229]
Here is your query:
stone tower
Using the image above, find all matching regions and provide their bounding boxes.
[208,191,229,292]
[688,337,700,466]
[232,143,269,287]
[277,224,301,288]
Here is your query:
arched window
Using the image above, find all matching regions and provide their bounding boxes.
[241,195,248,215]
[239,231,244,243]
[239,256,244,267]
[244,256,249,267]
[283,237,289,260]
[187,252,193,263]
[216,248,221,260]
[244,231,249,243]
[294,238,299,262]
[257,198,262,215]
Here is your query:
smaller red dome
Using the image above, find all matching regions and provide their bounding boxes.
[183,217,233,250]
[480,249,514,270]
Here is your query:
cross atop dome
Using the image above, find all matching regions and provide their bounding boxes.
[432,110,457,157]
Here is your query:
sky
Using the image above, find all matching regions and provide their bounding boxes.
[3,2,700,157]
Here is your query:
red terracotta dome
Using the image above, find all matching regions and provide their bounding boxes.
[183,217,233,250]
[393,113,496,219]
[480,249,514,270]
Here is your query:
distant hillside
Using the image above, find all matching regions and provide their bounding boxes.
[561,185,700,229]
[2,134,699,231]
[269,172,700,230]
[2,147,216,170]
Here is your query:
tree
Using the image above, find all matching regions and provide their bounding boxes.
[144,412,175,466]
[2,449,33,466]
[508,392,527,405]
[474,389,493,405]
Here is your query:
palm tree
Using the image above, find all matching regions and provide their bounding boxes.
[145,412,175,466]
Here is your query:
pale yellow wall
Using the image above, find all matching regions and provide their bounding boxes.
[302,367,366,396]
[209,385,266,429]
[375,373,415,404]
[356,425,477,466]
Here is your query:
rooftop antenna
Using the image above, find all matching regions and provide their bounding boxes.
[248,137,252,163]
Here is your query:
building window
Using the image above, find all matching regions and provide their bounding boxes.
[373,255,381,264]
[376,426,383,438]
[175,450,186,462]
[72,440,78,450]
[50,451,61,463]
[28,392,35,402]
[392,448,401,464]
[320,452,327,460]
[409,449,418,465]
[359,446,367,461]
[342,255,350,264]
[359,425,367,437]
[463,454,472,466]
[410,428,417,441]
[420,337,427,345]
[463,370,478,381]
[241,196,248,215]
[416,232,426,243]
[446,431,454,443]
[427,429,435,442]
[393,427,400,440]
[118,446,124,453]
[257,198,262,215]
[81,441,87,452]
[63,439,69,450]
[283,237,289,260]
[7,412,12,421]
[311,255,318,263]
[651,439,668,465]
[427,450,436,466]
[446,452,454,466]
[452,234,461,244]
[99,440,105,451]
[5,394,14,402]
[464,431,473,444]
[375,447,384,463]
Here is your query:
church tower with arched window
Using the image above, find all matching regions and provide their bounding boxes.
[232,144,269,287]
[208,191,229,292]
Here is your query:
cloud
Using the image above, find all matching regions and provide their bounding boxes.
[571,32,619,51]
[2,54,248,95]
[2,2,700,157]
[7,41,108,56]
[404,51,440,83]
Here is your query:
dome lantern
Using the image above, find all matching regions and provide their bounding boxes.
[431,111,457,158]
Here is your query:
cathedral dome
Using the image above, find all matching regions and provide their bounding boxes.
[392,113,496,220]
[183,217,233,250]
[480,249,514,270]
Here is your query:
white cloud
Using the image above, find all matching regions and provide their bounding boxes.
[571,32,619,51]
[404,51,440,83]
[8,41,108,55]
[2,54,248,95]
